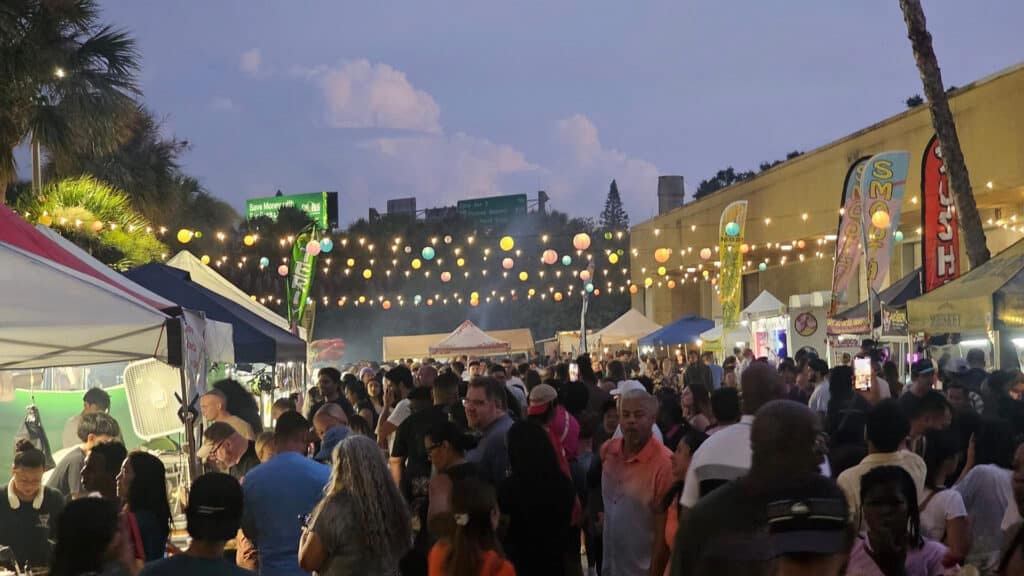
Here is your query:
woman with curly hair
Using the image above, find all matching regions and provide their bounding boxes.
[299,435,412,575]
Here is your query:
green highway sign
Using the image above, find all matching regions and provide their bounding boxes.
[457,194,527,227]
[246,192,331,229]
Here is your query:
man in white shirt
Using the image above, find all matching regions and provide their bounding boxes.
[376,364,416,449]
[806,358,831,415]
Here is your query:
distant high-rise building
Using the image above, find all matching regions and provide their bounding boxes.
[658,176,685,215]
[387,197,417,217]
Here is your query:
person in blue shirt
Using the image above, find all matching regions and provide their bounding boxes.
[241,411,330,576]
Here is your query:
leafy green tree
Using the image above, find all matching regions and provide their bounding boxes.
[1,0,141,204]
[599,180,629,230]
[694,167,755,199]
[905,94,924,108]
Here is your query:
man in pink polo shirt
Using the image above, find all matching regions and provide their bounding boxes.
[601,388,674,576]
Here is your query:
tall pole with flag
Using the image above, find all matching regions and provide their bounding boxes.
[719,201,748,330]
[287,224,319,335]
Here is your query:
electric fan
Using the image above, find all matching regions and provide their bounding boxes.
[123,359,185,440]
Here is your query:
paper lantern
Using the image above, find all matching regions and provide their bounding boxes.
[657,266,667,276]
[404,246,412,254]
[644,277,654,287]
[243,234,256,247]
[585,283,594,293]
[629,284,639,294]
[421,246,436,260]
[871,210,891,229]
[346,258,355,268]
[554,292,563,302]
[358,296,366,303]
[250,295,257,301]
[573,233,591,251]
[362,268,372,279]
[725,221,741,237]
[91,220,104,232]
[699,248,712,260]
[894,230,904,242]
[797,240,806,249]
[469,299,478,307]
[702,270,710,279]
[305,240,321,256]
[502,257,515,270]
[38,214,53,226]
[259,257,270,268]
[562,255,572,266]
[444,235,453,244]
[177,229,194,244]
[654,248,671,264]
[441,271,452,283]
[740,243,750,254]
[470,291,480,301]
[382,300,392,310]
[580,270,591,282]
[542,249,558,265]
[320,238,334,253]
[604,232,613,240]
[200,255,211,265]
[758,263,767,272]
[668,280,677,289]
[500,236,515,251]
[528,288,536,296]
[593,289,601,296]
[519,271,528,281]
[412,258,422,270]
[414,295,423,305]
[456,258,465,267]
[608,252,619,264]
[277,265,289,276]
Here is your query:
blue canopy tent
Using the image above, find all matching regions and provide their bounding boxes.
[638,315,715,348]
[124,264,306,364]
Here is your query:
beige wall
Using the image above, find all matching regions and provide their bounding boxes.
[631,63,1024,325]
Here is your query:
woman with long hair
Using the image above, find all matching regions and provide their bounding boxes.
[117,451,172,563]
[299,435,412,575]
[680,384,711,433]
[429,478,514,576]
[498,421,575,575]
[213,379,263,435]
[367,378,385,416]
[654,427,706,576]
[343,376,379,429]
[848,466,947,575]
[426,420,480,531]
[49,497,124,576]
[918,428,969,565]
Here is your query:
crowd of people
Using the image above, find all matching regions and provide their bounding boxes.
[3,343,1024,575]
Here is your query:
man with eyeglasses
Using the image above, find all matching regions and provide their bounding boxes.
[464,376,514,486]
[198,422,260,481]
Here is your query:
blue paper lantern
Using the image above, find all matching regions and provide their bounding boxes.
[758,262,767,272]
[421,246,436,261]
[562,255,572,266]
[894,230,904,242]
[585,283,595,293]
[259,256,270,268]
[725,221,741,237]
[319,238,334,253]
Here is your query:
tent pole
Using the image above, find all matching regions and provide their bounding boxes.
[177,320,199,484]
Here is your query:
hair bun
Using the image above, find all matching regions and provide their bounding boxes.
[14,438,37,454]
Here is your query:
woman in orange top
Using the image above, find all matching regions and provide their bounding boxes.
[653,426,707,575]
[428,477,515,576]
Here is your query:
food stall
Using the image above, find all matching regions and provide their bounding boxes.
[741,291,788,360]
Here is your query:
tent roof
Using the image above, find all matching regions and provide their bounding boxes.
[167,250,306,340]
[594,309,662,344]
[638,315,715,347]
[429,321,511,356]
[0,242,170,369]
[383,328,534,361]
[741,291,787,319]
[908,237,1024,332]
[835,268,922,322]
[699,324,750,343]
[125,263,306,363]
[0,206,171,311]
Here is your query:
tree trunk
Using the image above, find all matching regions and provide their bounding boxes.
[898,0,990,268]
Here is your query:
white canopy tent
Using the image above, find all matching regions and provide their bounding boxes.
[38,227,234,363]
[741,290,788,320]
[591,309,662,347]
[699,323,750,353]
[428,321,512,357]
[0,242,172,369]
[168,250,307,341]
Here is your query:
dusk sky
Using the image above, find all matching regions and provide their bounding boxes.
[54,1,1024,224]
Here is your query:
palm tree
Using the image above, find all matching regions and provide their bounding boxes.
[0,0,141,204]
[898,0,990,268]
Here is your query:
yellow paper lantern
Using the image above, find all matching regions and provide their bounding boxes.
[358,295,366,303]
[528,288,536,296]
[554,292,563,302]
[657,266,667,276]
[177,229,194,244]
[644,277,654,287]
[608,252,619,264]
[200,255,211,265]
[38,214,53,226]
[654,248,671,264]
[871,210,891,229]
[243,234,256,246]
[412,258,422,270]
[250,295,257,301]
[362,268,372,279]
[519,271,529,281]
[346,258,355,267]
[456,258,465,267]
[470,291,480,301]
[499,236,515,251]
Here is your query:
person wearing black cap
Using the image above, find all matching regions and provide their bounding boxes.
[901,358,937,418]
[140,473,252,575]
[764,477,854,575]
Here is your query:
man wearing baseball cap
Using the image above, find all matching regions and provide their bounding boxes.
[527,384,579,474]
[900,358,936,418]
[140,473,251,575]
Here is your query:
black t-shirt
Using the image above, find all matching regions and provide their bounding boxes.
[308,396,356,420]
[229,441,261,481]
[0,484,64,568]
[392,405,457,503]
[498,473,575,576]
[46,446,85,498]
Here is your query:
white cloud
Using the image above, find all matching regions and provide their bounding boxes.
[240,49,262,74]
[317,60,442,133]
[548,114,660,220]
[208,96,237,112]
[358,133,536,205]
